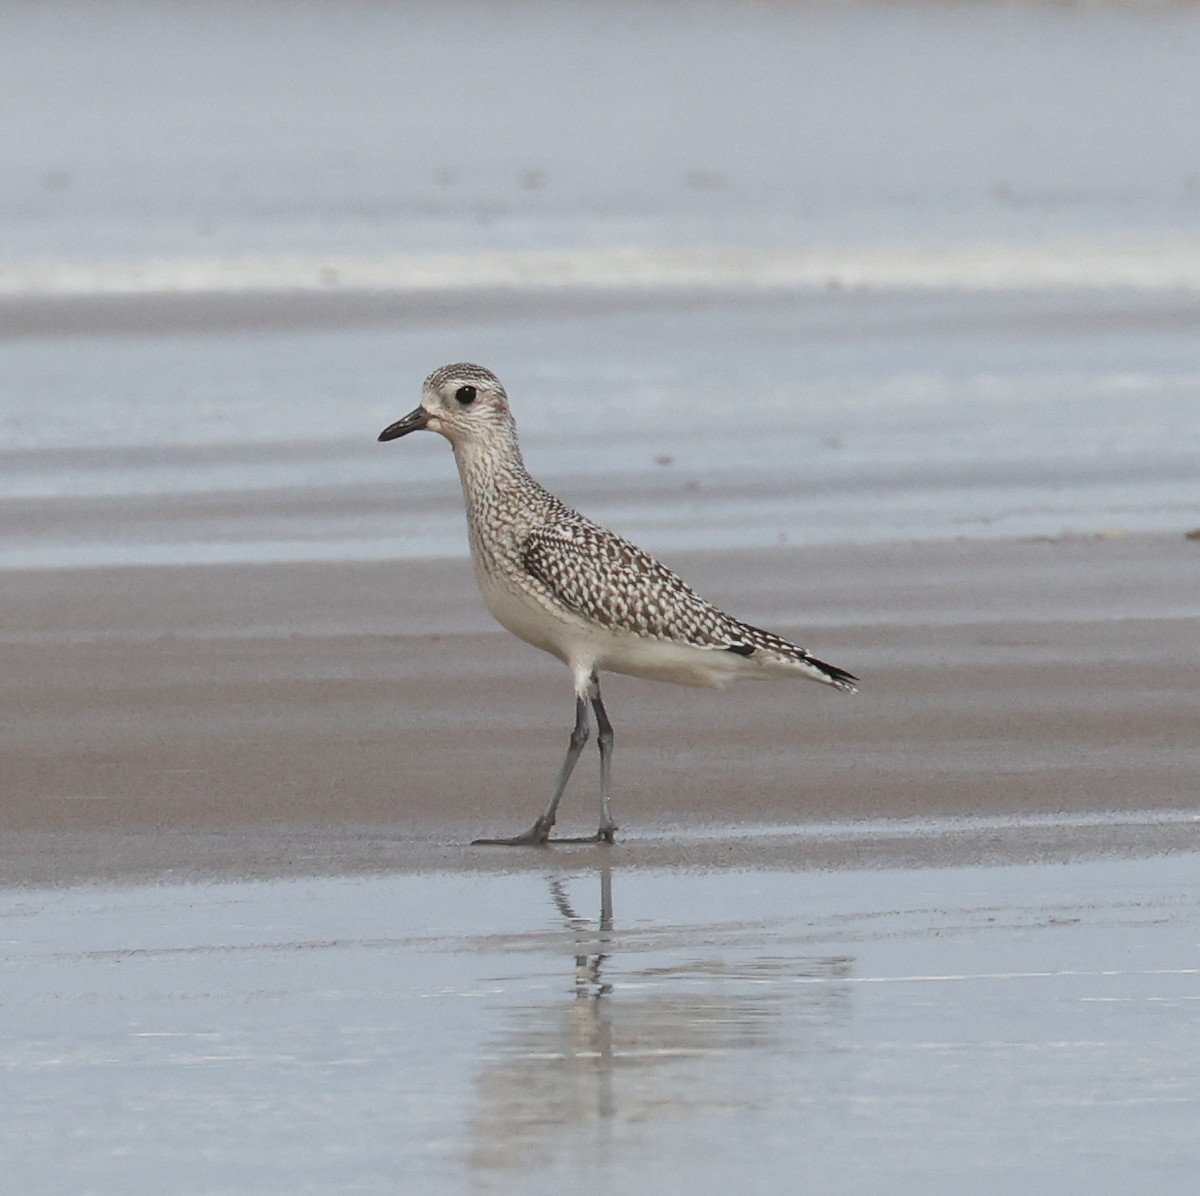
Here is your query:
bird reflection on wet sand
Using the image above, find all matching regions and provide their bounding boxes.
[469,869,854,1173]
[549,872,614,999]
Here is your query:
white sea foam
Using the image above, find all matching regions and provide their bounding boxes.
[6,240,1200,299]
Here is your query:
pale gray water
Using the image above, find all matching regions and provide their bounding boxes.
[3,287,1199,568]
[4,0,1200,259]
[4,853,1199,1195]
[3,1,1200,568]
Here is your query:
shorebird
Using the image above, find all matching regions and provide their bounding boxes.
[378,363,857,846]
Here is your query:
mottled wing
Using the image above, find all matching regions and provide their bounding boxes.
[520,522,737,646]
[521,520,859,692]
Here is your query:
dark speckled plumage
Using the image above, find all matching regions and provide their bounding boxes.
[409,362,856,692]
[520,516,856,688]
[377,363,857,845]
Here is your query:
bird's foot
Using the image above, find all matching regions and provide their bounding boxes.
[549,825,617,846]
[471,815,555,847]
[471,820,617,847]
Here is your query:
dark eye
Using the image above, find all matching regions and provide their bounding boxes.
[455,385,477,405]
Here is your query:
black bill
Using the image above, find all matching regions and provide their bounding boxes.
[377,407,430,442]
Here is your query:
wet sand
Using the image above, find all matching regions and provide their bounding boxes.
[5,4,1200,1187]
[4,529,1196,886]
[7,532,1197,1196]
[6,855,1199,1195]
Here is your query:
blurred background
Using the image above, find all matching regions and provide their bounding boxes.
[3,0,1199,569]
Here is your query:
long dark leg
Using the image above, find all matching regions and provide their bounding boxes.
[591,681,616,844]
[549,671,614,849]
[472,695,590,846]
[551,673,617,845]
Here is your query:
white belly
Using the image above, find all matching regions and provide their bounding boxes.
[476,570,576,663]
[476,568,758,690]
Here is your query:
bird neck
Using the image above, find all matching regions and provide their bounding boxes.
[451,419,523,475]
[450,426,531,497]
[449,428,563,579]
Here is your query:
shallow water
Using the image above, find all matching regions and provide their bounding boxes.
[4,1,1200,568]
[5,853,1198,1194]
[4,288,1199,569]
[5,0,1200,260]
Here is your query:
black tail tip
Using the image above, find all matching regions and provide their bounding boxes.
[817,660,859,693]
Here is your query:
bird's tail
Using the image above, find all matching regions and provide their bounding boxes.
[728,622,858,693]
[802,654,858,693]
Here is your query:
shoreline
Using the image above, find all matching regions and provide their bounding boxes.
[5,531,1196,887]
[5,808,1198,892]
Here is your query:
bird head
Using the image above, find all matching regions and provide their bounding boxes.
[378,363,513,449]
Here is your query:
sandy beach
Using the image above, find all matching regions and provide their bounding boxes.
[4,1,1200,1191]
[7,509,1197,1195]
[4,528,1197,886]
